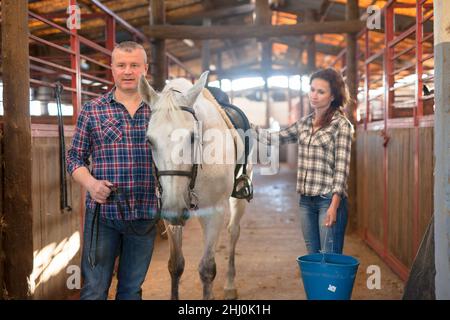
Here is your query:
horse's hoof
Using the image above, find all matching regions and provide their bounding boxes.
[224,288,238,300]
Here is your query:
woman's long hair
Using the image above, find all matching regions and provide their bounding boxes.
[309,68,350,128]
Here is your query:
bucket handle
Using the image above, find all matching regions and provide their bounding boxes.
[320,226,334,263]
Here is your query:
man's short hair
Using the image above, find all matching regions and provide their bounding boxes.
[112,41,148,64]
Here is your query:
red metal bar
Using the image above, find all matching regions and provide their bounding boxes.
[29,56,76,74]
[79,54,111,70]
[90,0,147,43]
[29,11,72,35]
[30,78,76,93]
[365,225,409,281]
[29,34,76,55]
[365,49,384,65]
[421,53,434,62]
[81,72,113,86]
[422,11,434,24]
[383,1,394,261]
[364,28,370,130]
[421,32,434,43]
[81,90,102,98]
[416,1,424,121]
[388,24,416,48]
[391,44,415,61]
[78,36,111,57]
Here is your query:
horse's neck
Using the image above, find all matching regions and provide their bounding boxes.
[195,93,228,131]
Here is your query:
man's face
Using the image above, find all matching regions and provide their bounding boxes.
[111,48,148,93]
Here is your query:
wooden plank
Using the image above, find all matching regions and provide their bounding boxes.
[2,0,33,299]
[144,20,366,40]
[31,137,82,299]
[31,138,43,298]
[355,128,366,236]
[366,131,385,241]
[387,129,414,268]
[418,127,434,239]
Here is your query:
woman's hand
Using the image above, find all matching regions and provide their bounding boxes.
[324,193,341,227]
[324,207,337,227]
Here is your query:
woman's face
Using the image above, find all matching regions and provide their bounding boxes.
[309,78,334,112]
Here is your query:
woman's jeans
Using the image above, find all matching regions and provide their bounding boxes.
[299,192,348,254]
[80,210,157,300]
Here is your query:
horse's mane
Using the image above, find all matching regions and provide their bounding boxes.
[150,87,185,125]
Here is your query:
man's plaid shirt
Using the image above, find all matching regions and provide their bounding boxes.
[259,112,353,197]
[67,90,158,220]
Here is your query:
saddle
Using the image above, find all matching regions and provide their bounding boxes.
[206,86,253,201]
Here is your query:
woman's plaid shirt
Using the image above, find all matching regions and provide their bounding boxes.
[259,112,353,197]
[67,90,158,220]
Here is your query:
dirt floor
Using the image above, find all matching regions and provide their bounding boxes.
[109,165,404,300]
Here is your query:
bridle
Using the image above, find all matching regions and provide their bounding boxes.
[150,90,202,224]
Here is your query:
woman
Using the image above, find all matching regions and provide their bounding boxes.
[255,68,354,254]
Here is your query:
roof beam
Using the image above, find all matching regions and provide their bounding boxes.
[144,20,365,40]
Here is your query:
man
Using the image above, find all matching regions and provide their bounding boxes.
[67,41,158,300]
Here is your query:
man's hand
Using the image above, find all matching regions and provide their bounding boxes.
[87,179,114,204]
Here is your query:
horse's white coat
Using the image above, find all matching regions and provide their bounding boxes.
[139,72,251,299]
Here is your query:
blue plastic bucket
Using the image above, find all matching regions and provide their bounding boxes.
[297,253,359,300]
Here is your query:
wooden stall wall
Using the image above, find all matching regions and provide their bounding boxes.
[355,126,434,279]
[31,136,82,299]
[355,129,385,250]
[387,129,415,268]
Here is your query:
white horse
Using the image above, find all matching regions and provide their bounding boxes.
[139,71,252,300]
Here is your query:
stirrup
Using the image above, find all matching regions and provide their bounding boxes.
[231,174,253,201]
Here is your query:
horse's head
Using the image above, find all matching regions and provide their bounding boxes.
[139,71,209,223]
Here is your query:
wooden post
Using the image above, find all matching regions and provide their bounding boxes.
[149,0,166,91]
[201,18,211,72]
[433,0,450,299]
[299,75,304,118]
[255,0,272,128]
[304,9,316,72]
[345,0,359,233]
[1,0,33,299]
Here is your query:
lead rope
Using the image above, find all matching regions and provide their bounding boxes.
[55,82,72,212]
[87,187,156,268]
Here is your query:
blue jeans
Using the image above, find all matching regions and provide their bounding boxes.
[80,210,157,300]
[299,192,348,254]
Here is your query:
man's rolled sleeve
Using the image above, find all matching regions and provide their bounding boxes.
[67,104,92,175]
[332,121,353,197]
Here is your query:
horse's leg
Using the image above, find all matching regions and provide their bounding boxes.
[198,207,225,300]
[166,222,184,300]
[224,196,247,300]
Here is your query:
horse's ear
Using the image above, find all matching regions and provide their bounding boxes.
[139,75,159,107]
[184,71,209,106]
